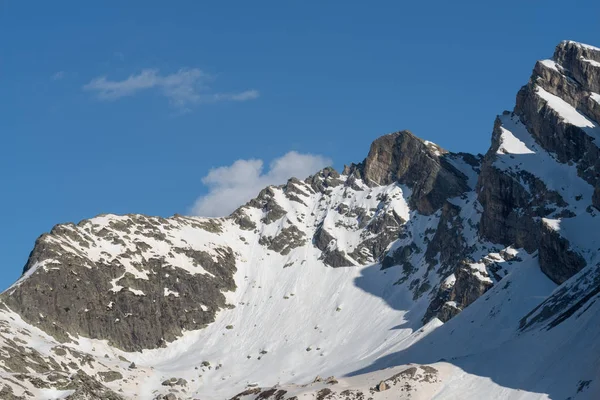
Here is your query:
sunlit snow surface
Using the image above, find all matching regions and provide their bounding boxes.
[3,123,600,398]
[4,44,600,397]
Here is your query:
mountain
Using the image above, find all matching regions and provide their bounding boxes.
[1,40,599,400]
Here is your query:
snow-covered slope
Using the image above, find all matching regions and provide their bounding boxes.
[1,40,600,400]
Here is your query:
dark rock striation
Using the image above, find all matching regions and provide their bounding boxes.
[476,40,598,284]
[1,42,599,400]
[349,131,471,214]
[2,215,237,351]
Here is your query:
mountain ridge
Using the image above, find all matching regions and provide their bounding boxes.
[1,40,599,399]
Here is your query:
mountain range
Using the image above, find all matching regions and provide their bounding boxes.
[1,40,600,400]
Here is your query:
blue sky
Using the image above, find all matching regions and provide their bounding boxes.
[1,1,599,290]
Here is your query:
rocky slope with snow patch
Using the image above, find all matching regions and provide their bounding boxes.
[1,40,600,399]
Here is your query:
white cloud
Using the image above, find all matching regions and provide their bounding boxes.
[83,68,258,109]
[191,151,332,217]
[52,71,65,80]
[210,90,260,102]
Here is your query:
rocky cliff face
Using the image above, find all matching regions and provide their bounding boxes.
[478,40,600,285]
[1,41,600,400]
[3,215,237,352]
[348,131,472,214]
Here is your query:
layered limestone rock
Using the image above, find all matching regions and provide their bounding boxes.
[2,215,237,351]
[0,307,139,399]
[538,220,586,284]
[477,117,568,252]
[519,41,600,210]
[422,251,513,324]
[1,39,600,400]
[312,224,355,268]
[381,41,599,323]
[2,133,485,357]
[7,40,598,347]
[348,131,471,214]
[476,40,599,285]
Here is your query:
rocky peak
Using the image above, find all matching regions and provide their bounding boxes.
[2,214,237,352]
[352,131,473,214]
[478,40,600,284]
[1,123,484,354]
[304,166,344,193]
[361,131,443,185]
[553,41,600,93]
[2,40,600,400]
[517,41,600,177]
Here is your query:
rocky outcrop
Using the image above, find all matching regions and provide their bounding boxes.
[477,118,570,252]
[517,41,600,208]
[248,187,288,224]
[475,41,600,291]
[8,40,598,353]
[449,264,493,311]
[349,207,405,264]
[0,335,127,400]
[423,260,494,323]
[1,215,237,351]
[350,131,471,214]
[516,85,600,189]
[231,365,440,400]
[63,370,124,400]
[424,201,469,274]
[312,225,354,268]
[3,39,600,400]
[538,221,586,284]
[259,225,307,255]
[520,253,600,332]
[381,242,419,272]
[305,167,344,194]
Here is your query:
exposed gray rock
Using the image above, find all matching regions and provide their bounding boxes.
[0,327,63,374]
[436,301,462,322]
[554,41,600,99]
[2,39,600,400]
[97,371,123,383]
[450,264,493,312]
[477,40,598,290]
[424,261,494,323]
[306,167,343,194]
[231,209,257,231]
[516,80,600,189]
[349,209,405,264]
[351,131,471,214]
[283,178,312,205]
[516,41,600,191]
[477,119,568,252]
[246,187,288,224]
[62,370,124,399]
[161,377,187,387]
[0,385,25,400]
[424,201,469,275]
[156,394,178,400]
[259,225,307,255]
[312,224,355,268]
[381,242,419,273]
[520,258,600,332]
[538,222,586,284]
[1,216,237,352]
[313,225,335,253]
